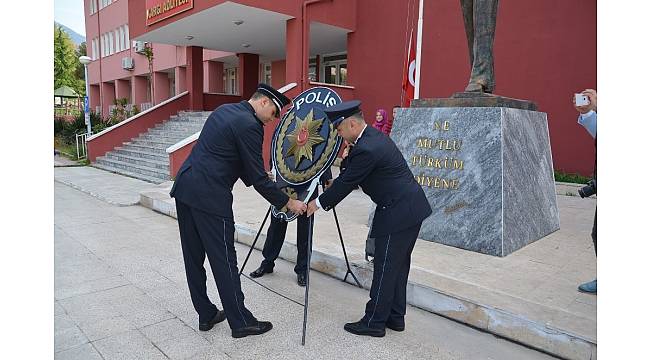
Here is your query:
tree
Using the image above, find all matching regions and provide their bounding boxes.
[74,42,88,96]
[54,25,78,92]
[75,42,87,79]
[142,44,155,104]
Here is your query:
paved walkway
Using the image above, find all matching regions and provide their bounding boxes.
[54,154,81,167]
[55,167,155,206]
[55,181,555,360]
[55,165,597,359]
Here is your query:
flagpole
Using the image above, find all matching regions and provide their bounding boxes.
[414,0,424,99]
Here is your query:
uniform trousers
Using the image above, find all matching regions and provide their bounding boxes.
[259,214,312,275]
[175,200,257,330]
[361,223,421,329]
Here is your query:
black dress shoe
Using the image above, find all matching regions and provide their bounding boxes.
[343,320,385,337]
[249,265,273,278]
[199,310,226,331]
[386,318,405,332]
[231,321,273,338]
[297,273,307,287]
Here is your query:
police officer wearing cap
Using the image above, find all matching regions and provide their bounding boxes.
[307,100,432,337]
[170,84,307,338]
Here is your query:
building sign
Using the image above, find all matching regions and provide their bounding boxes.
[146,0,193,26]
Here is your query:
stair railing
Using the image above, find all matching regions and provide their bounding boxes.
[75,131,91,160]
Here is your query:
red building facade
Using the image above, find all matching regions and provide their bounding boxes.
[91,0,596,176]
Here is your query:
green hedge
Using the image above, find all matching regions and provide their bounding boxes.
[554,170,591,184]
[54,112,105,144]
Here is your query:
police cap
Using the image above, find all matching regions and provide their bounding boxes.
[323,100,362,128]
[256,83,291,115]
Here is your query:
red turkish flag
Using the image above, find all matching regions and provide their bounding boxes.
[402,30,416,107]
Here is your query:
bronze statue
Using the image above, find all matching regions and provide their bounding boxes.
[460,0,499,93]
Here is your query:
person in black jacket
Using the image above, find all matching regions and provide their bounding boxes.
[307,100,432,337]
[170,84,306,338]
[249,168,332,286]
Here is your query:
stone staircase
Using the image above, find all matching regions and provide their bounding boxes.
[93,111,211,183]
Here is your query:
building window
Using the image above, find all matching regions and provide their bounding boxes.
[89,0,97,14]
[119,26,125,52]
[261,63,271,85]
[321,53,348,86]
[224,68,238,95]
[125,25,130,49]
[100,0,112,9]
[108,31,114,55]
[101,34,105,57]
[92,38,98,60]
[168,71,176,97]
[308,57,317,82]
[115,29,120,52]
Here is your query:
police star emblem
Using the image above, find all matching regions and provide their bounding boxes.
[286,109,325,167]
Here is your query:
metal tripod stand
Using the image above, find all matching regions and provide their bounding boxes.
[239,183,362,345]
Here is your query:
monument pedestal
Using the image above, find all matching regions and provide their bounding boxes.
[391,103,559,256]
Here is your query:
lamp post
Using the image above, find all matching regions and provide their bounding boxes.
[79,56,92,135]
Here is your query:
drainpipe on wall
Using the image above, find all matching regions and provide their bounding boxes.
[97,8,103,116]
[302,0,332,92]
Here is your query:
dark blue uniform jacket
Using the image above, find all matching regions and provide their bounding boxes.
[319,126,432,237]
[170,101,289,219]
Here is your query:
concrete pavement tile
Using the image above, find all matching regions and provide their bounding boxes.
[175,308,203,332]
[187,346,233,360]
[111,295,176,328]
[566,299,597,324]
[156,332,212,359]
[55,300,66,316]
[92,283,146,302]
[575,293,597,306]
[54,314,90,353]
[112,204,163,220]
[101,256,155,275]
[140,318,196,343]
[123,269,178,292]
[59,294,114,319]
[55,263,115,285]
[73,315,137,342]
[145,283,190,304]
[55,276,130,300]
[92,329,167,360]
[54,343,103,360]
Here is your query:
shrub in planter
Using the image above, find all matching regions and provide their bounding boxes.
[54,118,66,136]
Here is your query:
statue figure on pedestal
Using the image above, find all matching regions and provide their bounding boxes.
[460,0,499,93]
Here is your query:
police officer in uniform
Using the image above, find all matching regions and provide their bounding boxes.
[307,100,432,337]
[170,84,307,338]
[249,168,332,286]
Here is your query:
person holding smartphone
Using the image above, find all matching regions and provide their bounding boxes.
[572,89,597,294]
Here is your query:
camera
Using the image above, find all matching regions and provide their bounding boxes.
[575,93,590,106]
[578,179,596,198]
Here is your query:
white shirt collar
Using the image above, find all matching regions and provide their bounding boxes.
[354,124,367,145]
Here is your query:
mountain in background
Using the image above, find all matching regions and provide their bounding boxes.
[55,22,86,46]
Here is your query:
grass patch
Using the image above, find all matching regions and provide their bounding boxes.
[554,170,591,184]
[54,135,88,164]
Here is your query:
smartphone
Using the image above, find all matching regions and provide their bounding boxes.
[575,93,590,106]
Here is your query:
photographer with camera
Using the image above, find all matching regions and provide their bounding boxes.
[573,88,597,294]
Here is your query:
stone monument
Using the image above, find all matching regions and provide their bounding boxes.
[386,1,560,256]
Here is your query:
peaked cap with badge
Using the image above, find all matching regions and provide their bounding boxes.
[256,83,291,115]
[323,100,362,127]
